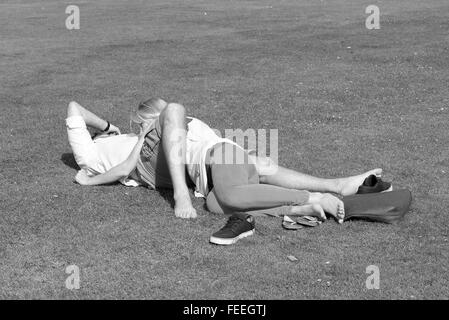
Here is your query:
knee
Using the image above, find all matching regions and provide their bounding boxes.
[67,101,81,117]
[165,103,185,118]
[215,188,241,210]
[255,156,278,176]
[161,103,186,127]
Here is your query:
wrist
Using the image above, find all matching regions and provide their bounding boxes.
[137,133,147,142]
[103,121,110,132]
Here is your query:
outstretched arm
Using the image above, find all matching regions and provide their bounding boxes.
[75,123,152,186]
[67,101,121,134]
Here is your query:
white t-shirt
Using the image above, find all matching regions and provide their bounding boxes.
[66,115,140,187]
[92,133,140,186]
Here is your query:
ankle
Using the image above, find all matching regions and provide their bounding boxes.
[174,191,192,204]
[308,192,323,204]
[334,179,344,194]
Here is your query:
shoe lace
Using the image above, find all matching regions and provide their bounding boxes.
[223,216,244,233]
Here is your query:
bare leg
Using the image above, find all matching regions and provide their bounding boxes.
[258,162,382,196]
[160,103,197,219]
[206,188,324,218]
[207,189,342,222]
[259,165,340,193]
[206,144,345,221]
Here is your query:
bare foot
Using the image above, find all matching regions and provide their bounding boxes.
[337,203,345,224]
[175,205,197,219]
[174,195,197,219]
[338,168,382,196]
[308,193,345,222]
[289,204,326,221]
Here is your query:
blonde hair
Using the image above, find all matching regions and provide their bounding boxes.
[130,98,167,131]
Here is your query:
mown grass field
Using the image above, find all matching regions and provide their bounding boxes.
[0,0,448,299]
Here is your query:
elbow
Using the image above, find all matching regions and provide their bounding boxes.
[67,101,82,118]
[68,101,78,108]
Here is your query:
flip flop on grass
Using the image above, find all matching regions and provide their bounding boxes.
[282,215,321,230]
[282,215,303,230]
[296,216,322,227]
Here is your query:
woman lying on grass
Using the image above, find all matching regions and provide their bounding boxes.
[66,100,197,218]
[70,98,383,224]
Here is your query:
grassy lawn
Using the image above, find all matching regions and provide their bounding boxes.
[0,0,448,299]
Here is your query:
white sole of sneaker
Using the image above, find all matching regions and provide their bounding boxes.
[382,185,393,192]
[209,229,255,245]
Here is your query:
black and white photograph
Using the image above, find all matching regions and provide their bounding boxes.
[0,0,448,307]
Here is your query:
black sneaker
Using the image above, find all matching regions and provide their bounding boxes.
[357,175,393,194]
[210,213,255,245]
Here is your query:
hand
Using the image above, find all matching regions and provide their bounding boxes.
[139,121,153,138]
[75,170,90,185]
[107,124,121,135]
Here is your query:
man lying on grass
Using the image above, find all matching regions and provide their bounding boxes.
[68,99,385,228]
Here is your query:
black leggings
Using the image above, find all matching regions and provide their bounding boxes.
[205,143,309,214]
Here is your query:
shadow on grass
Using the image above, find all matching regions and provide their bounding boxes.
[61,153,79,170]
[156,188,176,209]
[61,152,197,210]
[155,187,207,212]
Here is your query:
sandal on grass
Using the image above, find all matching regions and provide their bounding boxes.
[296,216,322,227]
[282,216,303,230]
[282,215,321,230]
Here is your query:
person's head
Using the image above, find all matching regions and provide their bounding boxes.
[130,97,167,132]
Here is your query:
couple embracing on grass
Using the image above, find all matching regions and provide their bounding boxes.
[66,98,394,245]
